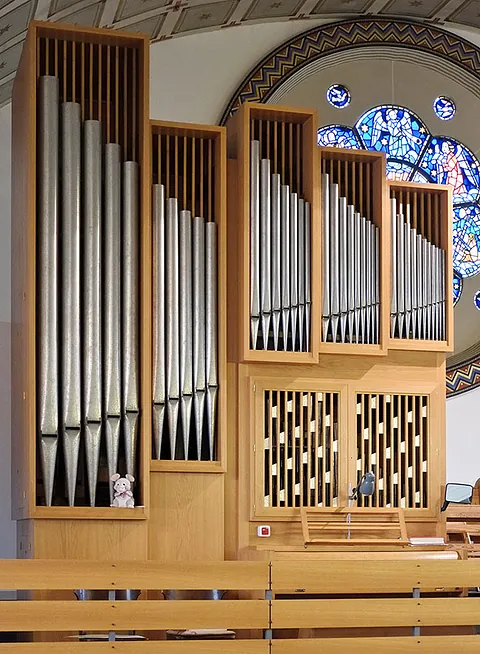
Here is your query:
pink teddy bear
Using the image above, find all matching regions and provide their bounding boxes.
[110,473,135,508]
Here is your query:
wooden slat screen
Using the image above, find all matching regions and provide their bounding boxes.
[356,392,429,509]
[263,390,339,508]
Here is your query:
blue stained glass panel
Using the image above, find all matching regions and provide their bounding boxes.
[433,96,456,121]
[453,205,480,278]
[453,273,462,307]
[474,289,480,310]
[419,137,480,204]
[355,105,428,164]
[386,161,416,181]
[326,84,351,109]
[317,125,361,149]
[411,169,433,185]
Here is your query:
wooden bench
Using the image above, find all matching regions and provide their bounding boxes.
[1,558,480,651]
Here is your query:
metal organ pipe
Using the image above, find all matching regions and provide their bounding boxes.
[260,159,272,350]
[179,209,193,459]
[83,120,102,506]
[166,198,180,459]
[193,216,206,460]
[38,76,60,506]
[271,174,281,350]
[298,198,306,352]
[153,184,166,458]
[61,101,82,506]
[206,222,218,460]
[280,185,290,351]
[250,141,260,349]
[104,143,122,487]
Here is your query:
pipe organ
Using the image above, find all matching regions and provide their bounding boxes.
[11,23,451,565]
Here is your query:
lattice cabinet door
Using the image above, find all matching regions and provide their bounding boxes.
[351,385,443,515]
[253,379,348,517]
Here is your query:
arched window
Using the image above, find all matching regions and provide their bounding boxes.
[318,105,480,306]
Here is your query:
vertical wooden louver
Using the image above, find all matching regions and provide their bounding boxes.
[263,390,340,509]
[355,393,429,509]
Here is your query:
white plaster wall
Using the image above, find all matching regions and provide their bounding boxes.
[447,390,480,485]
[1,19,480,560]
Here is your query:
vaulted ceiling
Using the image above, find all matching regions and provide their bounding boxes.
[0,1,478,107]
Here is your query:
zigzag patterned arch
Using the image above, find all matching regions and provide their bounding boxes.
[220,18,480,397]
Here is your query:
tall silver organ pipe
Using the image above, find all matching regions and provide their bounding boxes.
[271,174,281,350]
[179,209,193,458]
[321,174,330,343]
[305,201,311,352]
[83,120,102,424]
[250,141,260,348]
[193,216,206,459]
[280,185,290,351]
[153,184,166,458]
[122,162,140,413]
[166,198,180,458]
[390,198,446,341]
[320,173,380,345]
[260,159,271,350]
[206,222,218,460]
[298,198,306,352]
[104,144,122,417]
[61,101,82,506]
[38,76,60,506]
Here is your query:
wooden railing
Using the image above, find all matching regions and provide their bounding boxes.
[1,559,480,651]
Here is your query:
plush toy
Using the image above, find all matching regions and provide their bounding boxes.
[111,473,135,508]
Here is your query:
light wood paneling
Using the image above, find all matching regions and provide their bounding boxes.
[149,472,224,561]
[0,644,270,654]
[0,560,269,590]
[0,599,268,632]
[32,520,148,560]
[271,559,477,593]
[272,637,480,654]
[272,597,480,628]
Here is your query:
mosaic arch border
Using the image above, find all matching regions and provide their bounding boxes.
[219,17,480,398]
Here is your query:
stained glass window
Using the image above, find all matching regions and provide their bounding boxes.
[474,290,480,311]
[453,274,462,307]
[326,84,351,109]
[434,97,456,121]
[317,103,480,306]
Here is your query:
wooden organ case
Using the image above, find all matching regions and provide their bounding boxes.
[11,21,227,566]
[225,103,453,559]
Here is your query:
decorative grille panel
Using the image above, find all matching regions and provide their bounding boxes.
[263,390,339,509]
[355,393,429,509]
